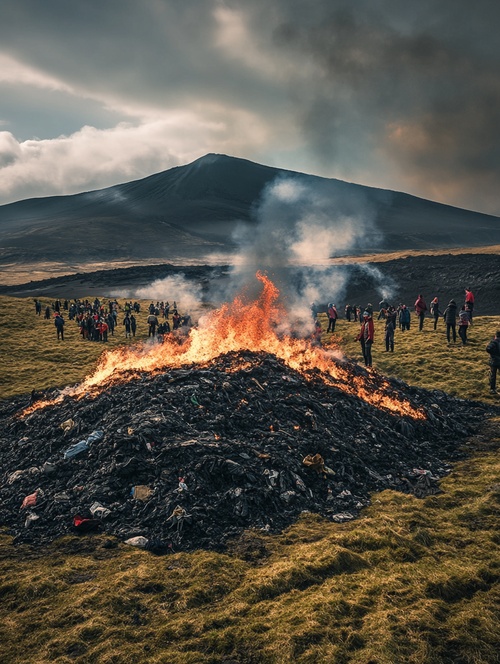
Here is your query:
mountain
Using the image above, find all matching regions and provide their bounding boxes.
[0,153,499,270]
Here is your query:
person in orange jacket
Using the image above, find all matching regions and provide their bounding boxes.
[357,311,374,367]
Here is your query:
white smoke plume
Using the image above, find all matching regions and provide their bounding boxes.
[125,174,392,330]
[216,174,384,330]
[112,274,202,313]
[357,263,396,303]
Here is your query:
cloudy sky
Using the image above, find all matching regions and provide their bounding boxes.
[1,0,499,215]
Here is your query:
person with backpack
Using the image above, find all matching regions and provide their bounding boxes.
[327,303,338,333]
[486,331,500,394]
[442,299,458,343]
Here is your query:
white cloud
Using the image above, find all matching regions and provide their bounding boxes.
[0,105,271,204]
[0,53,73,92]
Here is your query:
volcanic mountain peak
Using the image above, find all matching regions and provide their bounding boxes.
[0,154,499,269]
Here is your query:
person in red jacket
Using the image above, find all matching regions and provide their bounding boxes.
[327,303,338,333]
[414,294,427,331]
[465,288,475,322]
[99,319,109,342]
[357,311,374,367]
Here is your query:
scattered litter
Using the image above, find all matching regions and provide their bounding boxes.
[73,515,100,532]
[60,419,75,432]
[21,490,41,509]
[24,513,39,528]
[125,536,149,548]
[0,351,488,550]
[331,512,355,522]
[90,502,111,518]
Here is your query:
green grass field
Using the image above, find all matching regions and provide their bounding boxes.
[0,295,499,663]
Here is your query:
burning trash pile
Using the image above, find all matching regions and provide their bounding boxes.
[0,274,489,551]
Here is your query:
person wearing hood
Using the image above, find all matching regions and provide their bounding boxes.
[414,294,427,331]
[327,303,338,333]
[356,311,374,367]
[443,299,458,343]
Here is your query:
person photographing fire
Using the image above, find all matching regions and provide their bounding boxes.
[357,311,374,367]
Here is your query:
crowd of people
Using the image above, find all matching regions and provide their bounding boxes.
[313,288,498,394]
[33,286,500,395]
[34,297,192,345]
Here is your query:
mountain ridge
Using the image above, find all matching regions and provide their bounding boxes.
[0,153,499,268]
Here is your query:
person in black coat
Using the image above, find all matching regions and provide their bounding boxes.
[486,331,500,394]
[442,299,458,343]
[54,313,65,340]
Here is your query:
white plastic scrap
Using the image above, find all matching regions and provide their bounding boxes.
[125,536,149,548]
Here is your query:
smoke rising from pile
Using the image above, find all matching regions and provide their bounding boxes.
[224,174,388,326]
[128,175,395,330]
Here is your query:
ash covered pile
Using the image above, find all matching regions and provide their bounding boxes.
[0,352,488,551]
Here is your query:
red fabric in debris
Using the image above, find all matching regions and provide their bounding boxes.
[21,492,37,509]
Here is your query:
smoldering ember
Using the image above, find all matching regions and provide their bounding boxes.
[0,276,492,552]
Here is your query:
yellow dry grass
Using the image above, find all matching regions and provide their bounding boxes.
[0,295,499,663]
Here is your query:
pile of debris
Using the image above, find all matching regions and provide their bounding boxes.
[0,351,488,551]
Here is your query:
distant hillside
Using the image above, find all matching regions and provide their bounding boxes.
[0,153,499,269]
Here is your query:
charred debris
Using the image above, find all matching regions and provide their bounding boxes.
[0,351,489,552]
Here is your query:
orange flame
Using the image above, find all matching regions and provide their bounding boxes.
[23,272,425,419]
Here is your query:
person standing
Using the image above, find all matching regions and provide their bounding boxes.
[147,312,158,337]
[486,331,500,394]
[345,304,352,322]
[172,311,181,330]
[107,311,115,336]
[130,314,137,338]
[399,305,411,331]
[123,314,132,338]
[357,311,374,367]
[414,294,427,331]
[54,313,65,340]
[327,303,338,333]
[442,299,458,343]
[458,305,470,346]
[99,319,109,342]
[465,288,475,322]
[385,315,395,352]
[430,297,440,330]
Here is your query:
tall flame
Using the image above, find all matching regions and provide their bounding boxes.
[24,273,424,419]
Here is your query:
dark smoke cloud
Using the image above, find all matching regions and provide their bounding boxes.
[1,1,500,214]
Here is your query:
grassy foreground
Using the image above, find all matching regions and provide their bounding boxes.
[0,295,499,663]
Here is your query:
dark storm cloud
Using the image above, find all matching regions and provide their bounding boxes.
[245,0,500,212]
[1,0,500,214]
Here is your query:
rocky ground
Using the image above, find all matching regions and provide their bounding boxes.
[1,253,499,314]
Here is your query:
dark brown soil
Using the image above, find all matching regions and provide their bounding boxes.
[0,253,499,314]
